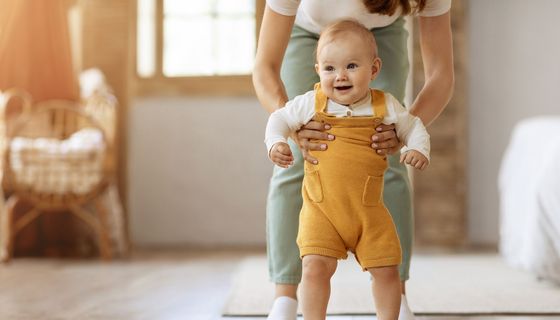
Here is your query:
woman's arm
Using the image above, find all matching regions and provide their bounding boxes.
[372,12,453,155]
[372,12,454,154]
[253,6,332,164]
[252,6,295,114]
[409,12,455,126]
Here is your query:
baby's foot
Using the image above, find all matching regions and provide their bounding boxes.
[267,296,298,320]
[399,294,416,320]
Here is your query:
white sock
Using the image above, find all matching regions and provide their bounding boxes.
[399,294,416,320]
[267,296,298,320]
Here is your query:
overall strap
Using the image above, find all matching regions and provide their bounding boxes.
[371,89,387,119]
[313,83,328,113]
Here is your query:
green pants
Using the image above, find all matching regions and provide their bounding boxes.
[266,18,412,284]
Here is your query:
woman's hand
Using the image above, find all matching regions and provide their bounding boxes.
[371,124,402,155]
[296,120,334,164]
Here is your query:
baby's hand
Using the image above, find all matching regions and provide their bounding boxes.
[400,150,429,170]
[270,142,294,168]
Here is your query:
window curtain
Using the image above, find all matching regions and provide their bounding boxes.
[0,0,84,258]
[0,0,78,102]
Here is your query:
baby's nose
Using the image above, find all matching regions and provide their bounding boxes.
[336,71,348,80]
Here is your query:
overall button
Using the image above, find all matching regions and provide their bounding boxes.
[346,110,352,116]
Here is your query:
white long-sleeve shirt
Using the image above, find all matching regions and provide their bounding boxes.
[265,90,430,160]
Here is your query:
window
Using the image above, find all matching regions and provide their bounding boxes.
[135,0,264,96]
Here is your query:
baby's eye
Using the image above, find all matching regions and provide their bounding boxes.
[347,63,358,69]
[324,65,335,72]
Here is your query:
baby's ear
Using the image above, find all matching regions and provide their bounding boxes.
[371,57,382,80]
[315,63,320,75]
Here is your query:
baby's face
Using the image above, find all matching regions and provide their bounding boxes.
[315,33,379,106]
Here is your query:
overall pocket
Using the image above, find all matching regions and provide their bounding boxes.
[362,174,384,206]
[303,170,323,203]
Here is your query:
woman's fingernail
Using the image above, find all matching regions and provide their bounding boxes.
[372,143,378,148]
[320,144,327,150]
[372,136,378,141]
[313,160,318,164]
[376,127,383,131]
[325,124,331,129]
[328,134,334,140]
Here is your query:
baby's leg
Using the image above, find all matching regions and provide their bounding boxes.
[301,254,337,320]
[368,265,401,320]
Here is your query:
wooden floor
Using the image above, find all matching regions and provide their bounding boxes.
[0,249,558,320]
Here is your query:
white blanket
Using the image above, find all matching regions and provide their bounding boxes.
[9,128,105,195]
[498,117,560,283]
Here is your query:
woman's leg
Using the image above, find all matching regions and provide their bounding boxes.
[301,255,338,320]
[266,25,320,317]
[371,18,416,320]
[369,266,402,320]
[267,156,304,288]
[371,17,413,284]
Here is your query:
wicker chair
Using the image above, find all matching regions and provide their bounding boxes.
[0,87,123,262]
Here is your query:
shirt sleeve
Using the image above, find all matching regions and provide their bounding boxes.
[264,91,316,154]
[266,0,301,16]
[386,94,431,161]
[418,0,451,17]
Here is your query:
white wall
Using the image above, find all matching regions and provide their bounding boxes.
[468,0,560,244]
[129,97,271,246]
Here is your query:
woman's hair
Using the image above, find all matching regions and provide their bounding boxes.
[362,0,427,16]
[316,20,377,60]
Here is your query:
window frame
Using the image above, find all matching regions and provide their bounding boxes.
[132,0,264,96]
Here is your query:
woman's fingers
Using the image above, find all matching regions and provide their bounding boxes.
[303,153,318,165]
[298,128,331,142]
[371,124,401,155]
[302,120,328,130]
[374,123,395,132]
[295,121,333,165]
[297,120,333,142]
[300,140,328,151]
[372,131,397,146]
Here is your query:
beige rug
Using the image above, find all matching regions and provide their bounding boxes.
[223,254,560,316]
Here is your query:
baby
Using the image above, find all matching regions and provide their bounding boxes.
[264,20,430,320]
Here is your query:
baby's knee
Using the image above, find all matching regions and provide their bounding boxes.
[368,265,399,282]
[302,255,337,282]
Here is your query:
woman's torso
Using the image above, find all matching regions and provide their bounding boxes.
[267,0,451,34]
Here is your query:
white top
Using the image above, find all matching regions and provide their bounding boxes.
[265,90,430,160]
[267,0,451,34]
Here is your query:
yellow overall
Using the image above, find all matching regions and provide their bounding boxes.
[297,84,402,270]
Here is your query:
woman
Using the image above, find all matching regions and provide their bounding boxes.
[253,1,454,319]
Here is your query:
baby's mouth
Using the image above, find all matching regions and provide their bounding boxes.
[335,85,353,91]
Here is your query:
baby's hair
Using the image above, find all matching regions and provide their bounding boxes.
[316,19,378,61]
